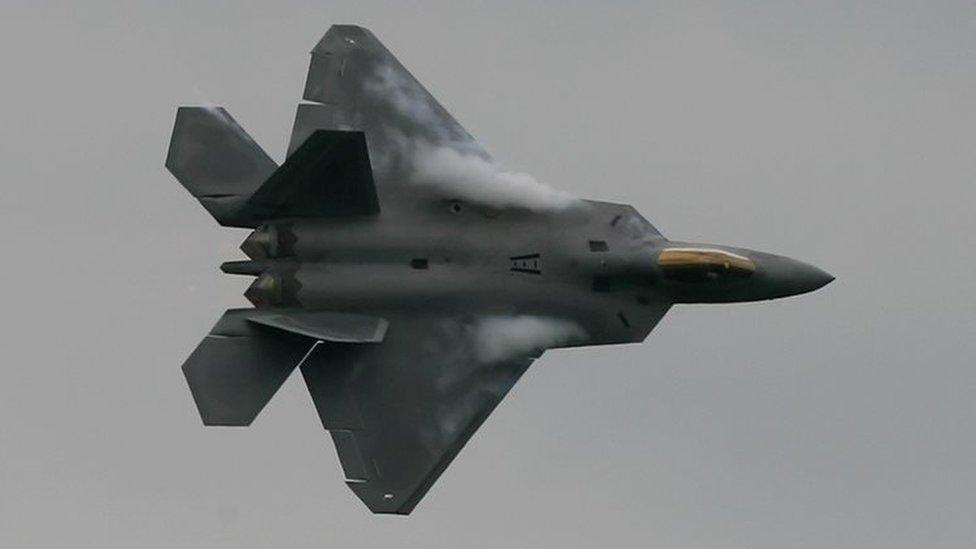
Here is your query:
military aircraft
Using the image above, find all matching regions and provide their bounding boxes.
[165,24,832,514]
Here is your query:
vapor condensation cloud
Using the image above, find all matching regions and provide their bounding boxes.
[472,316,587,363]
[366,62,581,211]
[410,143,580,211]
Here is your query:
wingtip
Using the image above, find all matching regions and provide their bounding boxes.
[347,482,418,515]
[313,24,375,54]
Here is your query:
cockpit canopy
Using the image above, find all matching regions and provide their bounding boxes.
[657,248,756,283]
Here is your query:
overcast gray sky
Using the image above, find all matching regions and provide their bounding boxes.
[1,1,975,547]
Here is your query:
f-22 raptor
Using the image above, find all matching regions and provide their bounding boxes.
[166,25,832,514]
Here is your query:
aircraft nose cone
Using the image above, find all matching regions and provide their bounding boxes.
[793,264,834,294]
[761,255,834,298]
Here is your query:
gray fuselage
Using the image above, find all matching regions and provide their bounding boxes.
[226,199,832,347]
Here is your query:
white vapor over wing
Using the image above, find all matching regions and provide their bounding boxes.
[365,64,450,140]
[364,64,581,212]
[472,316,587,364]
[410,143,580,211]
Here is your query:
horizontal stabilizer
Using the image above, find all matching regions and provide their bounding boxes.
[165,107,278,227]
[182,309,314,426]
[246,130,379,219]
[182,309,388,426]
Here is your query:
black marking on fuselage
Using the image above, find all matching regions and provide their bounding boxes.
[510,253,541,274]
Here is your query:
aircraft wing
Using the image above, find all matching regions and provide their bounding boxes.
[288,25,489,195]
[300,313,561,514]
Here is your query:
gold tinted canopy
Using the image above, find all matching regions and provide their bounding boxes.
[657,248,756,280]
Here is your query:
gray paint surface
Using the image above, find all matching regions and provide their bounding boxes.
[1,1,975,546]
[167,25,830,514]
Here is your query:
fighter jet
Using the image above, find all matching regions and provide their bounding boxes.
[165,25,832,514]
